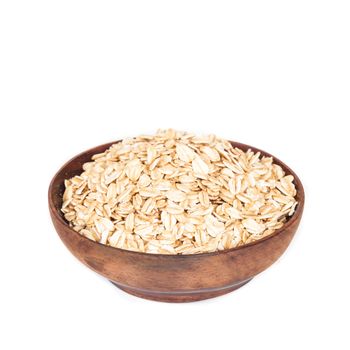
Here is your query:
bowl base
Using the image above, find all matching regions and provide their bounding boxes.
[110,278,252,303]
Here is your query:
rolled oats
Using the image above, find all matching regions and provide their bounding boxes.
[61,129,298,254]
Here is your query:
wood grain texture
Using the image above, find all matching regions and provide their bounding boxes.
[48,141,305,302]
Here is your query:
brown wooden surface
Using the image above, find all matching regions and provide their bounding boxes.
[48,141,305,302]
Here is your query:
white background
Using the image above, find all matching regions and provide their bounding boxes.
[1,1,349,349]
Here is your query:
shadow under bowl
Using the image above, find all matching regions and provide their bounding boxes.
[48,140,304,302]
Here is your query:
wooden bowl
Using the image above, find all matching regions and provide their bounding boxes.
[48,141,304,302]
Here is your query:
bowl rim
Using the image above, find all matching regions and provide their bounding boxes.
[48,139,305,258]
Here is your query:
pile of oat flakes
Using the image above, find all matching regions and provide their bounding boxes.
[62,129,297,254]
